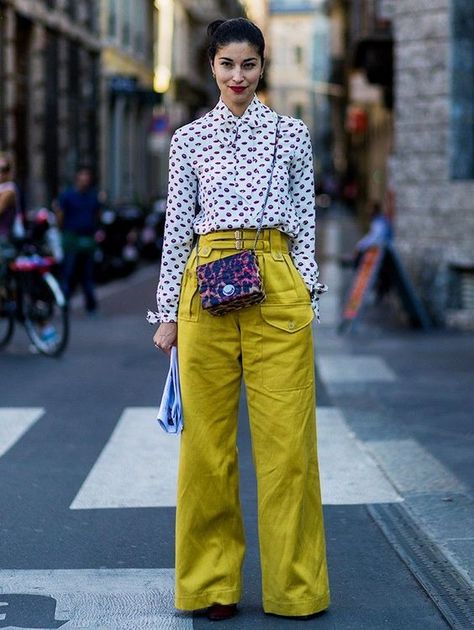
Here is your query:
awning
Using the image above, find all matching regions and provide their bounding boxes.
[109,76,162,105]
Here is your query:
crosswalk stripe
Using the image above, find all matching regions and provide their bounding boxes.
[0,568,191,629]
[0,408,44,459]
[317,355,397,383]
[70,406,401,510]
[317,407,402,505]
[70,408,180,509]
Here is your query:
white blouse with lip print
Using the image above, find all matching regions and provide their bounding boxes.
[150,95,328,324]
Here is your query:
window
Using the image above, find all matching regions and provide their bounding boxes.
[64,0,75,20]
[135,0,148,56]
[84,0,96,31]
[122,0,131,47]
[450,0,474,179]
[108,0,117,38]
[295,46,303,65]
[294,103,304,119]
[0,5,6,149]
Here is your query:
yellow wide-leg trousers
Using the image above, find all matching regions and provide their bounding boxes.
[175,229,330,616]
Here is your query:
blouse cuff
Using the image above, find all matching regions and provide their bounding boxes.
[310,281,329,324]
[146,310,177,325]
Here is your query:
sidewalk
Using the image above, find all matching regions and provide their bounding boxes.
[316,205,474,626]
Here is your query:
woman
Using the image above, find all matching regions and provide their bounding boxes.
[151,18,330,621]
[0,156,22,277]
[0,156,18,241]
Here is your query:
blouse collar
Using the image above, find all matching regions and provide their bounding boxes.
[213,94,264,130]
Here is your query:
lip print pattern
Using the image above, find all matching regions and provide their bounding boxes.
[154,95,326,322]
[196,250,265,316]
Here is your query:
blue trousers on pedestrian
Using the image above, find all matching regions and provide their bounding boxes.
[62,250,97,313]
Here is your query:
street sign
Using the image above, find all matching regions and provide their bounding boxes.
[341,246,383,323]
[339,244,431,332]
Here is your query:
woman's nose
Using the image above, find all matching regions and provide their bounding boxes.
[232,68,244,82]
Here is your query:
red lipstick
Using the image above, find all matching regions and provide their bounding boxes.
[230,86,246,93]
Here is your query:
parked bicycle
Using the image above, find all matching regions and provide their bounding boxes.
[0,240,69,357]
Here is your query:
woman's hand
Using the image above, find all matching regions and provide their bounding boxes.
[153,322,177,356]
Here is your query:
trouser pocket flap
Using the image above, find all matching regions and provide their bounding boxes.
[260,304,314,333]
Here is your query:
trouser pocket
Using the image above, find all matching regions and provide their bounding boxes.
[260,253,310,303]
[260,303,314,391]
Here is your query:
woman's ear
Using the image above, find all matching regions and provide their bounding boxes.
[210,62,215,78]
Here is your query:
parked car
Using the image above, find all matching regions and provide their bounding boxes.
[94,204,144,283]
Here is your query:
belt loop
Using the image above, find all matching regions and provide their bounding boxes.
[270,228,284,260]
[235,229,243,249]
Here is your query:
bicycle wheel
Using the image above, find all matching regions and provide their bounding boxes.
[0,287,15,348]
[22,270,69,357]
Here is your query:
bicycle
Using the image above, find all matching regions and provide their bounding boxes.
[0,241,69,357]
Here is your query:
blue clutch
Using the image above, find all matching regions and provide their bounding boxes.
[156,346,183,434]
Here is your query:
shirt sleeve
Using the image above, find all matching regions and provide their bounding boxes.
[287,120,327,319]
[155,129,198,323]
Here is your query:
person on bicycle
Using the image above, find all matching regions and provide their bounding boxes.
[0,155,22,278]
[57,166,101,315]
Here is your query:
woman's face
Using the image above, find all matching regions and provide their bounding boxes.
[211,41,263,114]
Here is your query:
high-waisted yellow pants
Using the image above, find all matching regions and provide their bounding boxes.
[175,228,330,616]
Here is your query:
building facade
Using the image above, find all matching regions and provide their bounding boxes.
[99,0,160,205]
[241,0,268,29]
[152,0,243,197]
[0,0,100,207]
[328,0,474,326]
[391,0,474,326]
[164,0,244,127]
[330,0,394,215]
[268,0,337,187]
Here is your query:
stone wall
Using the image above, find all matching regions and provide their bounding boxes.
[392,0,474,326]
[0,0,100,206]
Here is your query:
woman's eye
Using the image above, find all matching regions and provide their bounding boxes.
[244,64,256,69]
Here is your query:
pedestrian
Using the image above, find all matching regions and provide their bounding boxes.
[57,166,100,315]
[0,155,23,275]
[150,17,330,621]
[354,201,393,262]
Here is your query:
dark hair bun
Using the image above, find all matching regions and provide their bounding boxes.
[206,17,265,64]
[207,19,225,39]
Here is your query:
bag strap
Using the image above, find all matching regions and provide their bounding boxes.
[196,114,282,264]
[252,115,282,250]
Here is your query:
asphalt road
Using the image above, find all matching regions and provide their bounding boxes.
[0,259,464,629]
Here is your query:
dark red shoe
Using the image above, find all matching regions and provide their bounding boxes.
[207,603,238,621]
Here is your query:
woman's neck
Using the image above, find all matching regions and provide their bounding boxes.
[221,94,254,118]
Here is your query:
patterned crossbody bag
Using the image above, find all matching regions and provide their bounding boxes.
[196,116,282,316]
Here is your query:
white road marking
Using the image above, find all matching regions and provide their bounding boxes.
[317,407,402,505]
[365,439,468,495]
[317,355,397,383]
[70,408,179,509]
[0,408,44,458]
[71,406,403,509]
[0,568,191,629]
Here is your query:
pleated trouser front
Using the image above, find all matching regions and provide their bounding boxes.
[175,229,330,616]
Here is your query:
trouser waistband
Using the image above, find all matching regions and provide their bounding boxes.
[197,228,289,253]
